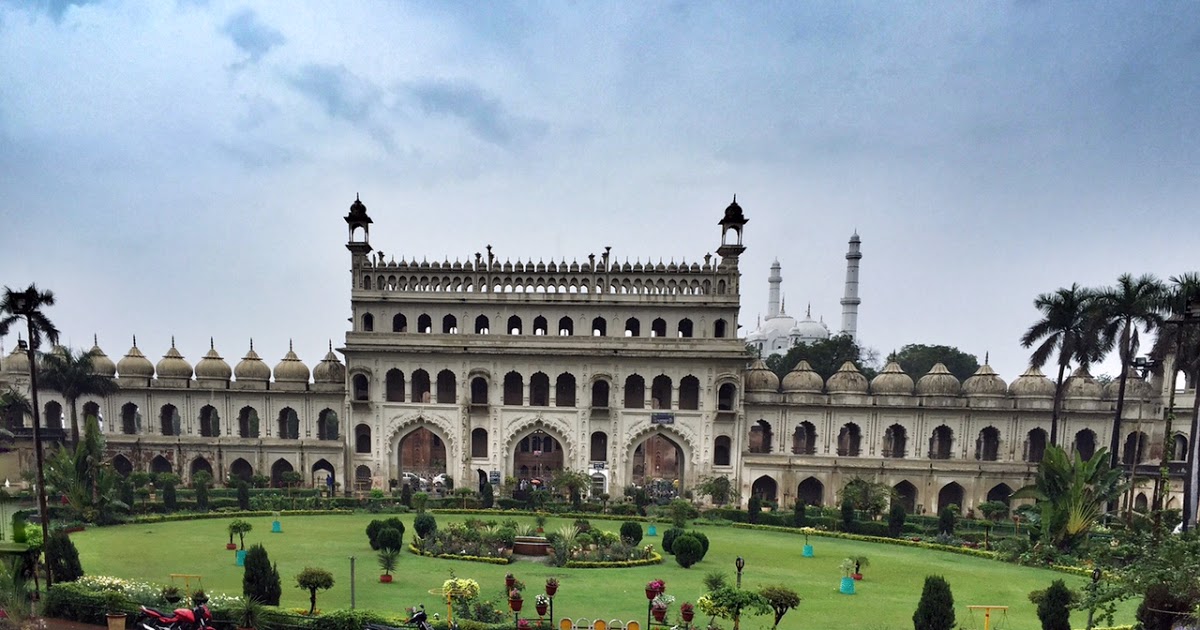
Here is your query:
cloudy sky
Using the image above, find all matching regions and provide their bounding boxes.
[2,1,1197,383]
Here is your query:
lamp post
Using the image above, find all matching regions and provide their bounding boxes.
[11,288,52,587]
[735,556,745,588]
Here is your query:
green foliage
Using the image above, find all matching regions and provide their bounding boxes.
[366,519,385,550]
[228,519,252,549]
[888,344,980,382]
[1135,582,1197,630]
[11,511,27,544]
[1011,446,1125,551]
[242,544,282,606]
[37,346,119,444]
[938,507,956,535]
[237,481,251,511]
[689,530,710,557]
[1033,580,1074,630]
[978,500,1010,521]
[913,575,955,630]
[697,475,733,506]
[765,333,878,381]
[888,503,907,538]
[672,533,703,568]
[758,585,801,630]
[667,498,699,528]
[620,521,643,545]
[839,478,895,519]
[400,483,413,508]
[703,571,728,593]
[792,501,806,527]
[480,481,494,508]
[413,492,429,513]
[662,527,687,554]
[195,483,209,512]
[377,548,399,576]
[376,527,402,553]
[43,414,124,523]
[163,483,177,511]
[295,566,334,615]
[840,498,857,532]
[414,513,437,539]
[701,585,771,630]
[45,529,84,583]
[748,495,762,524]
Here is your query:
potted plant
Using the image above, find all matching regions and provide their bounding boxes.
[645,579,665,600]
[651,594,674,622]
[508,589,523,612]
[535,593,550,616]
[235,597,265,630]
[851,555,869,580]
[545,577,558,597]
[192,589,209,606]
[680,602,695,623]
[160,586,182,604]
[839,558,856,595]
[505,572,516,589]
[378,548,399,583]
[226,529,237,550]
[535,513,547,533]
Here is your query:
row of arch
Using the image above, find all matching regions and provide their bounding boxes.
[110,453,338,487]
[750,475,1016,515]
[354,370,738,412]
[361,274,730,296]
[113,402,339,441]
[361,313,730,339]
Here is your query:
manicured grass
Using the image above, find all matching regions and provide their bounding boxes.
[71,514,1136,629]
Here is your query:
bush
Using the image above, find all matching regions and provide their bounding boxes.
[673,533,703,568]
[840,498,856,533]
[913,575,955,630]
[748,495,762,524]
[367,519,385,550]
[792,502,806,527]
[938,507,957,535]
[11,512,27,544]
[1136,582,1198,630]
[237,482,251,511]
[195,484,209,512]
[414,513,437,539]
[243,544,282,606]
[400,484,413,508]
[620,521,643,545]
[688,531,710,558]
[163,483,177,511]
[45,530,84,583]
[1035,580,1073,630]
[377,527,403,553]
[481,482,494,508]
[888,503,907,538]
[662,527,687,554]
[855,521,889,538]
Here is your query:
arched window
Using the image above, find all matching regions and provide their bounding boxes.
[199,405,220,437]
[714,436,732,466]
[533,316,548,336]
[238,406,260,438]
[159,404,179,436]
[883,424,906,458]
[352,374,369,401]
[43,401,63,430]
[555,373,576,407]
[591,380,610,408]
[1173,434,1189,461]
[929,425,953,459]
[590,431,608,461]
[1026,428,1047,463]
[530,372,550,406]
[713,319,728,338]
[651,375,672,409]
[470,377,488,405]
[471,428,488,458]
[976,426,1000,461]
[793,421,817,455]
[558,317,574,336]
[317,409,338,440]
[386,369,405,402]
[362,313,374,332]
[355,424,371,453]
[277,407,299,439]
[1074,429,1097,461]
[411,369,431,403]
[508,315,523,335]
[436,369,456,403]
[624,318,641,337]
[442,314,458,334]
[837,423,861,456]
[591,317,607,336]
[1123,431,1148,465]
[749,419,773,453]
[679,375,700,410]
[717,383,736,411]
[650,318,666,338]
[503,372,523,405]
[677,318,694,338]
[417,314,432,334]
[392,314,408,333]
[121,402,138,435]
[475,315,490,334]
[624,374,645,409]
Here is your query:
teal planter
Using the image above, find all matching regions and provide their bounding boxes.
[647,525,657,536]
[802,545,814,557]
[236,550,247,566]
[839,576,855,595]
[271,520,282,533]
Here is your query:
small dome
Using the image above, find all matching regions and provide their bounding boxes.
[1010,366,1055,397]
[871,362,914,395]
[116,339,154,378]
[789,314,830,342]
[916,363,961,396]
[1104,367,1152,400]
[1065,367,1102,399]
[3,343,29,373]
[963,364,1007,396]
[273,342,311,383]
[782,360,824,393]
[155,339,193,379]
[313,343,346,384]
[827,361,868,393]
[744,359,780,392]
[234,342,271,381]
[760,314,798,337]
[88,337,116,377]
[347,194,370,221]
[720,195,746,224]
[194,340,232,380]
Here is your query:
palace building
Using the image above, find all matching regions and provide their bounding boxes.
[0,196,1192,515]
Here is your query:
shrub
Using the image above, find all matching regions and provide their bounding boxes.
[620,521,643,545]
[383,516,405,537]
[481,482,494,508]
[413,492,429,513]
[195,484,209,512]
[662,527,687,554]
[673,533,703,568]
[377,527,403,553]
[400,483,413,508]
[243,544,282,606]
[1035,580,1073,630]
[237,482,251,511]
[688,531,710,558]
[11,512,27,544]
[1136,582,1198,630]
[748,495,762,524]
[840,498,856,533]
[888,503,907,538]
[414,513,437,539]
[45,530,84,583]
[938,507,957,535]
[295,567,334,615]
[119,481,134,509]
[366,520,385,550]
[792,502,806,527]
[163,483,177,511]
[913,575,955,630]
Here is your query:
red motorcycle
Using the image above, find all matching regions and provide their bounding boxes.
[138,604,213,630]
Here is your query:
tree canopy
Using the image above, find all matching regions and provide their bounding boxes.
[886,344,980,381]
[766,334,878,380]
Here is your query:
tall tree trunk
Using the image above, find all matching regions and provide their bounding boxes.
[68,396,79,448]
[1153,332,1185,511]
[1185,366,1200,531]
[24,322,52,589]
[1051,362,1067,446]
[1110,323,1132,472]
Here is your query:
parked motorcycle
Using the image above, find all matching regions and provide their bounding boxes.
[138,603,213,630]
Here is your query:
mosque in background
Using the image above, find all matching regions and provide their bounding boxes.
[0,196,1192,516]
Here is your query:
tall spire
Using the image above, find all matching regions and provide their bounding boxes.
[767,258,782,318]
[840,231,863,340]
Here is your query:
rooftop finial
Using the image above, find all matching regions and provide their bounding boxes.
[985,351,990,365]
[249,338,254,352]
[289,339,294,352]
[132,335,137,348]
[210,337,214,350]
[170,335,176,348]
[328,340,333,352]
[93,333,98,346]
[807,303,811,318]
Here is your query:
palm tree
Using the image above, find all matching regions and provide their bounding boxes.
[1011,445,1126,551]
[0,284,60,587]
[0,387,31,431]
[1094,274,1166,472]
[39,347,118,446]
[1020,284,1105,445]
[1150,272,1200,529]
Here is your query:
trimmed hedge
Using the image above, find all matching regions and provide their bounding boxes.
[565,551,663,568]
[407,543,512,565]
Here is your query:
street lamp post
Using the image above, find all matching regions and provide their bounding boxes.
[12,289,53,587]
[735,556,745,589]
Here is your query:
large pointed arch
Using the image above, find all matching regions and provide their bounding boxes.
[796,476,824,506]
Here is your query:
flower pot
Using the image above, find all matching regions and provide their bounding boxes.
[681,610,694,623]
[853,574,863,581]
[536,603,548,616]
[652,609,667,622]
[645,588,658,600]
[380,574,392,583]
[802,544,814,558]
[839,576,855,595]
[226,543,238,550]
[506,577,516,589]
[545,584,558,597]
[107,612,127,630]
[236,550,247,566]
[509,599,523,612]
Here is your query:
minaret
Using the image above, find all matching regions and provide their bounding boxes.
[840,231,862,339]
[767,259,782,318]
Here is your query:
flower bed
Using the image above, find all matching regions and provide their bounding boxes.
[411,520,516,564]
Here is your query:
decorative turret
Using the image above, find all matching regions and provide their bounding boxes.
[88,335,116,377]
[233,340,271,390]
[870,362,914,395]
[117,337,154,385]
[826,361,868,394]
[273,340,311,390]
[345,194,373,256]
[717,195,747,259]
[155,337,193,386]
[963,364,1007,397]
[744,359,780,393]
[916,363,961,397]
[840,232,862,339]
[1009,366,1055,398]
[312,341,346,388]
[195,338,232,385]
[3,340,29,374]
[781,360,824,394]
[767,259,782,318]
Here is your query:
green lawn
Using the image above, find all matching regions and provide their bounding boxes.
[71,514,1136,630]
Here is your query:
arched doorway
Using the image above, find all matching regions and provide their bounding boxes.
[631,433,683,499]
[190,457,213,479]
[111,455,133,477]
[513,429,564,488]
[229,458,254,483]
[894,480,918,514]
[397,426,448,484]
[311,459,335,487]
[986,483,1013,508]
[150,455,172,475]
[751,475,778,503]
[938,482,964,512]
[270,458,295,487]
[796,476,824,506]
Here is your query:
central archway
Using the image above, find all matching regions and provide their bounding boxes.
[397,426,448,484]
[631,432,684,500]
[512,429,564,488]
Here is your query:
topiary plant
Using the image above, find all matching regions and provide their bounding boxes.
[366,519,385,550]
[662,527,687,554]
[242,544,282,606]
[414,513,437,539]
[620,521,643,545]
[688,531,710,559]
[1035,580,1074,630]
[673,533,704,568]
[44,529,83,583]
[887,503,907,538]
[913,575,955,630]
[295,567,334,615]
[377,527,403,553]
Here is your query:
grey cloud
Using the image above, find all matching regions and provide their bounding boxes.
[221,8,285,65]
[290,64,380,124]
[2,0,101,22]
[407,79,545,148]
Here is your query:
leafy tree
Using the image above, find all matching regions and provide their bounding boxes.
[888,503,907,538]
[229,519,252,550]
[1136,582,1196,630]
[696,475,733,506]
[295,567,334,615]
[1021,284,1105,444]
[977,500,1010,521]
[912,575,955,630]
[888,344,980,382]
[0,388,30,430]
[766,334,878,380]
[552,469,592,510]
[44,529,83,583]
[620,521,643,545]
[1149,273,1200,519]
[673,533,703,568]
[747,495,762,524]
[758,585,800,630]
[37,347,119,446]
[1012,446,1125,551]
[840,498,857,532]
[937,506,956,535]
[43,415,123,524]
[792,501,806,527]
[838,478,894,519]
[242,544,282,605]
[480,481,494,508]
[414,513,437,539]
[667,498,699,528]
[1034,580,1075,630]
[699,585,770,630]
